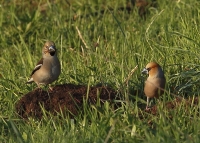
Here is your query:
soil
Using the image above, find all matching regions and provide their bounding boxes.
[16,83,199,120]
[144,97,199,115]
[16,84,121,119]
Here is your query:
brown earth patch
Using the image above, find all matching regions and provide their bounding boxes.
[16,83,199,120]
[139,96,199,126]
[16,84,120,119]
[144,97,199,115]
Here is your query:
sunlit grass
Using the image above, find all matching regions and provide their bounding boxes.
[1,0,200,142]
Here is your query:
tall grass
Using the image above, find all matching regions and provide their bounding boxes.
[0,0,200,142]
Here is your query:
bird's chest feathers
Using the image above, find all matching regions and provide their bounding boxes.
[43,59,59,75]
[145,76,165,88]
[146,77,159,86]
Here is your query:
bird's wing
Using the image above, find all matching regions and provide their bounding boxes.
[30,58,43,76]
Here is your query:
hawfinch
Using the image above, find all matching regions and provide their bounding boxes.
[142,62,166,109]
[27,41,61,88]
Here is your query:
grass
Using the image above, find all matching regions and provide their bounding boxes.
[1,0,200,142]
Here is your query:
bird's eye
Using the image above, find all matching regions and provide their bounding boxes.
[147,67,151,71]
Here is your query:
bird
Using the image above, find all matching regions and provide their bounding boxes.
[27,41,61,89]
[141,62,166,110]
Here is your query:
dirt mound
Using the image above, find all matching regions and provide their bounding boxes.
[144,97,199,115]
[16,83,199,120]
[16,84,120,119]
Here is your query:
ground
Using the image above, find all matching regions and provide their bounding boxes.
[16,84,199,120]
[16,84,120,119]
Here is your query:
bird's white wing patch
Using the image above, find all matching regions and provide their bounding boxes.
[34,64,42,70]
[27,77,34,83]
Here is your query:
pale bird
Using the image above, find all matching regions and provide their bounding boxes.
[142,62,166,109]
[27,41,61,89]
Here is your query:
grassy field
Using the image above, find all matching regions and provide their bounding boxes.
[1,0,200,142]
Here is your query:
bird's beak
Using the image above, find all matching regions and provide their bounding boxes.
[49,46,55,53]
[141,68,148,74]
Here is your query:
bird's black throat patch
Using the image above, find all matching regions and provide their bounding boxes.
[50,51,56,56]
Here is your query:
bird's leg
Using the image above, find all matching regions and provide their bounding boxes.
[49,86,53,91]
[145,97,151,110]
[48,84,53,91]
[34,83,41,91]
[37,83,40,88]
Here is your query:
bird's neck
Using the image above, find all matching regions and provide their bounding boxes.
[149,68,165,78]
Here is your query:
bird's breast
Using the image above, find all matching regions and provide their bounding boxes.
[144,77,165,98]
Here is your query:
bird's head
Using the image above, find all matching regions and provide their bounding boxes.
[142,62,164,78]
[43,41,56,56]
